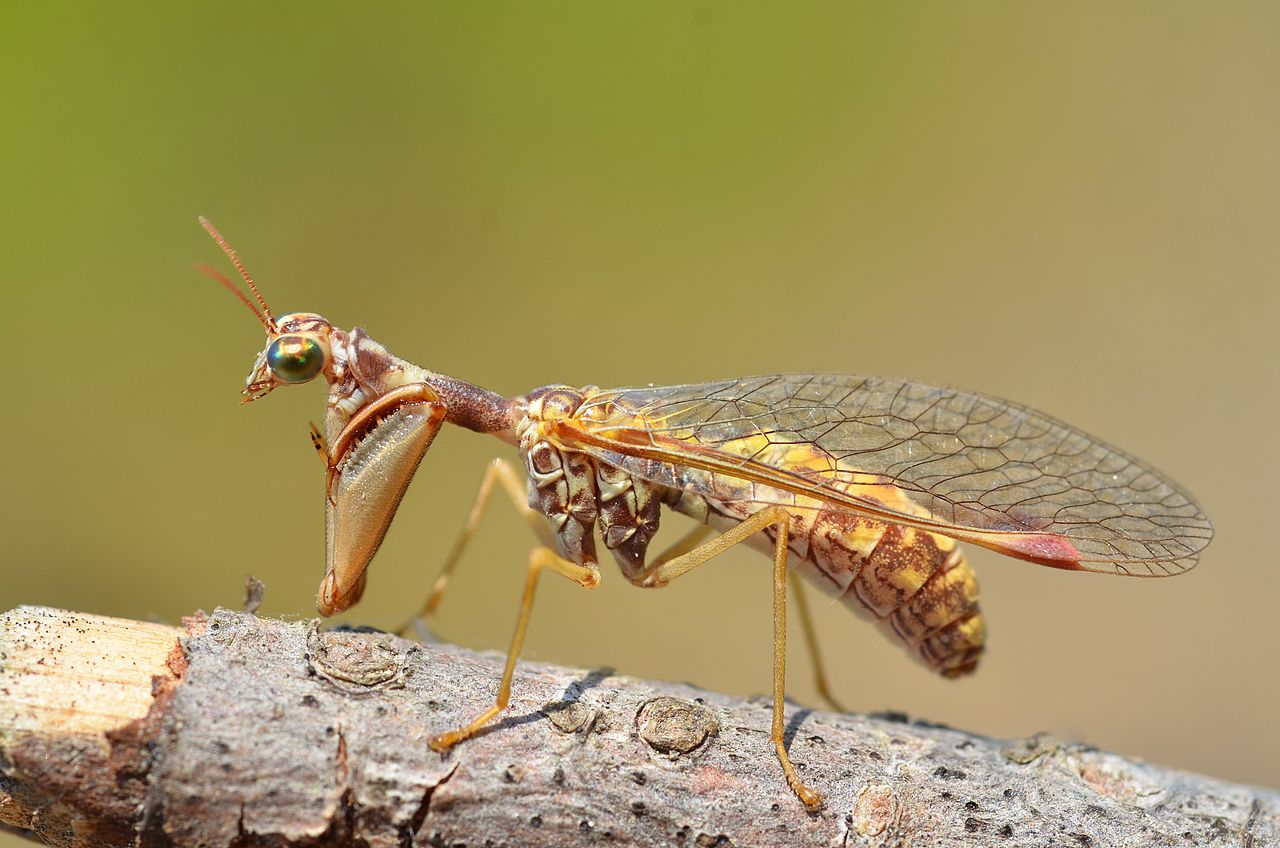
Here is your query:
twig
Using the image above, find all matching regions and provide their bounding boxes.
[0,606,1275,847]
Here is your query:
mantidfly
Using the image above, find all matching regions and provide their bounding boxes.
[198,217,1213,811]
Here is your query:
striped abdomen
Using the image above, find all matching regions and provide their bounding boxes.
[805,510,984,677]
[667,492,985,677]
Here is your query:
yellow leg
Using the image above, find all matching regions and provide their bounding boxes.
[396,458,551,636]
[789,571,847,714]
[650,524,846,709]
[639,507,823,812]
[646,522,713,571]
[429,546,600,751]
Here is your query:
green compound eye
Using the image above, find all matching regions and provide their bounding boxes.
[266,336,325,383]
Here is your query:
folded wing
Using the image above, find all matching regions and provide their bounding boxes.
[557,374,1212,576]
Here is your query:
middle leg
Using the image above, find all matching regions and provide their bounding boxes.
[651,520,847,714]
[396,457,550,636]
[637,506,823,811]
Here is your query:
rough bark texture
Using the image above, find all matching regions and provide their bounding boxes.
[0,606,1276,848]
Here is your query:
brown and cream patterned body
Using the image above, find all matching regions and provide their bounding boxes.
[517,385,984,677]
[296,333,987,675]
[202,216,1210,814]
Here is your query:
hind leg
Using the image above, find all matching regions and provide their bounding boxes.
[789,571,847,713]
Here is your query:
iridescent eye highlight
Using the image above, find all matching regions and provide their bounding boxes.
[266,336,325,383]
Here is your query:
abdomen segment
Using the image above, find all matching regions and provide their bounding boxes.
[664,491,986,677]
[807,511,984,677]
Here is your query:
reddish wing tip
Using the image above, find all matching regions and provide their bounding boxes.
[969,531,1084,570]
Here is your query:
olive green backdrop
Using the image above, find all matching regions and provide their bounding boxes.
[2,4,1276,837]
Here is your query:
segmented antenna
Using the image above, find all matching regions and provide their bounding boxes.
[197,216,278,333]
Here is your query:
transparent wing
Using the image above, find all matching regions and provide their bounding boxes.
[559,374,1212,576]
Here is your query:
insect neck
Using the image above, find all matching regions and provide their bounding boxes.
[341,327,519,442]
[423,372,520,442]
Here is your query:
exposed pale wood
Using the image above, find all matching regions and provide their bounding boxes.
[0,610,181,737]
[0,605,1276,847]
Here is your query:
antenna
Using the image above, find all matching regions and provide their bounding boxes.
[197,216,278,333]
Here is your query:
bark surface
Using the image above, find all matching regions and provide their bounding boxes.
[0,606,1275,847]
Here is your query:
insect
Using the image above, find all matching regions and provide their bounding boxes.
[198,217,1213,811]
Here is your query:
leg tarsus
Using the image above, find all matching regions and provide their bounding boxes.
[774,739,823,811]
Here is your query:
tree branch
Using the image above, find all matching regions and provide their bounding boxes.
[0,606,1275,847]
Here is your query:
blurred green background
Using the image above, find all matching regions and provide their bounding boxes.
[2,3,1277,834]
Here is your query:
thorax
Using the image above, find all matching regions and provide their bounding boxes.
[516,385,666,580]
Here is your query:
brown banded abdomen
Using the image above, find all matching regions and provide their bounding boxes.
[662,490,987,678]
[807,510,984,677]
